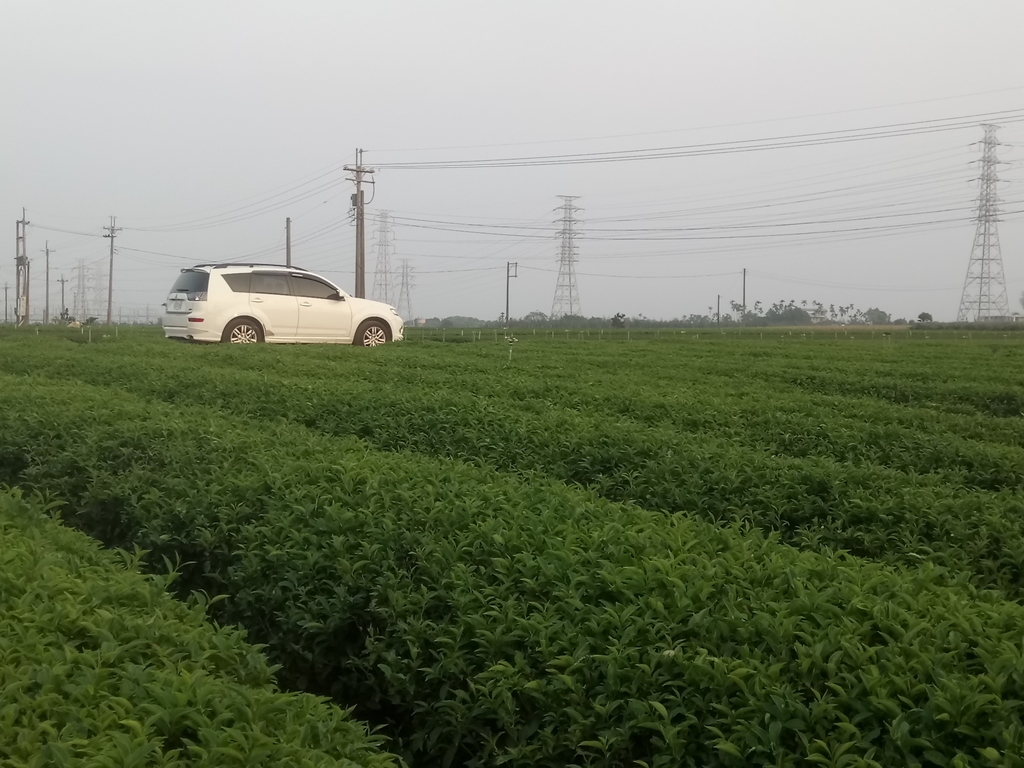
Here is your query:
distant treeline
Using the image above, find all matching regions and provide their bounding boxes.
[418,299,931,329]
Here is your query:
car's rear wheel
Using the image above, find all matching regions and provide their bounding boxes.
[222,318,264,344]
[354,319,390,347]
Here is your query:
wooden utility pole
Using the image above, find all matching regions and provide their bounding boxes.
[43,241,54,324]
[285,217,292,267]
[103,216,120,326]
[344,149,375,298]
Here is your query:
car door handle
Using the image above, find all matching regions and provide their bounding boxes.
[299,301,312,307]
[251,297,263,303]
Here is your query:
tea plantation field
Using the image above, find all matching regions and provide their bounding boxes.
[3,327,1024,767]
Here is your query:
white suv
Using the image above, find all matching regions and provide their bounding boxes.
[162,264,405,345]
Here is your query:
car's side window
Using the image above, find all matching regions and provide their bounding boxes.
[222,273,251,293]
[290,276,338,300]
[251,273,292,295]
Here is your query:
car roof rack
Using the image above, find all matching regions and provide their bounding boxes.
[184,263,310,272]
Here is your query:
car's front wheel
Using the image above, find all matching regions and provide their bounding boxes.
[354,319,390,347]
[222,318,264,344]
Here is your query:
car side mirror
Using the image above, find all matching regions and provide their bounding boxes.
[328,293,344,301]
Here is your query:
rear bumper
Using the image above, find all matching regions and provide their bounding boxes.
[163,324,221,343]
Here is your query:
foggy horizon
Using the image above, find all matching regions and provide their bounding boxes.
[3,1,1023,324]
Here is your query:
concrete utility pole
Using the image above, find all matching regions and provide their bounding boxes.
[103,216,121,326]
[505,261,518,328]
[3,283,8,323]
[42,241,54,324]
[344,149,375,298]
[716,294,721,327]
[285,217,292,267]
[57,275,68,320]
[741,268,746,326]
[15,209,30,326]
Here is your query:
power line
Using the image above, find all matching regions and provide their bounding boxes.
[26,223,104,238]
[374,109,1024,169]
[579,143,972,209]
[525,265,738,280]
[748,269,1024,294]
[368,86,1024,153]
[383,206,1024,242]
[125,176,353,233]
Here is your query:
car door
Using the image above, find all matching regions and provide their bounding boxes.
[249,272,299,341]
[290,274,353,342]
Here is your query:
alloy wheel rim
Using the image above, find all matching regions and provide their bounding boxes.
[230,325,258,343]
[364,327,387,346]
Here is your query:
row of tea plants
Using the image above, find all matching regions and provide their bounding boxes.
[0,487,393,768]
[2,373,1024,766]
[5,338,1024,595]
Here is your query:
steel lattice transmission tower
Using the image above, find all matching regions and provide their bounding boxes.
[957,124,1010,321]
[73,260,94,320]
[551,195,582,318]
[396,259,414,321]
[371,211,396,304]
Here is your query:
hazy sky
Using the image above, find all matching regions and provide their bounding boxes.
[3,1,1023,322]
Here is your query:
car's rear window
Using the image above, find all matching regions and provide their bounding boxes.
[222,273,251,293]
[170,270,210,297]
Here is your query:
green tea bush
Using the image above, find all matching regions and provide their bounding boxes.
[5,340,1024,593]
[2,375,1024,767]
[0,488,394,768]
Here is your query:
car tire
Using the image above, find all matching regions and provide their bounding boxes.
[222,318,264,344]
[354,319,391,347]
